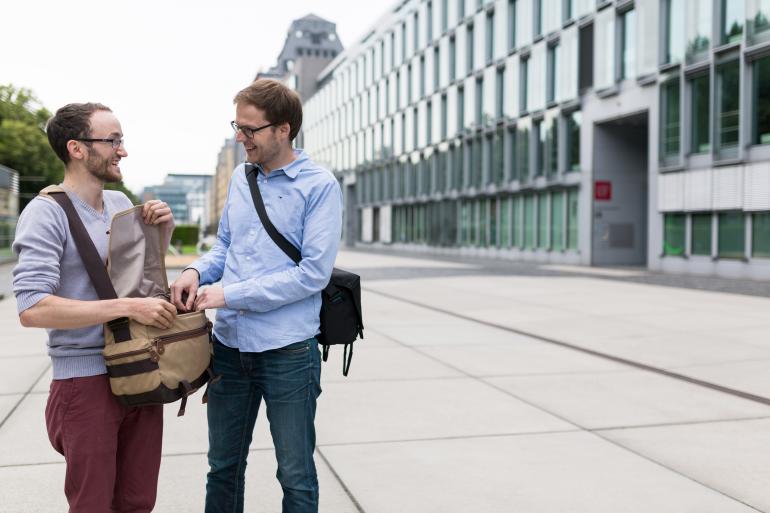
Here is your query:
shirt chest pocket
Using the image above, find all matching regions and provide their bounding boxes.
[264,196,304,237]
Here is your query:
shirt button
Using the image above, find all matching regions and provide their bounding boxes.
[239,310,244,315]
[246,256,251,260]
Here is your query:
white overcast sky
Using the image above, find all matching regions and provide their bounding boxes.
[1,0,395,193]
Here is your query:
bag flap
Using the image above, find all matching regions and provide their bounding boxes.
[107,205,168,298]
[39,184,67,196]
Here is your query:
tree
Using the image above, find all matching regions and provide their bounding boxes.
[0,84,139,212]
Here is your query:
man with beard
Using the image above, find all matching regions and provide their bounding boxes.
[171,80,342,513]
[12,102,177,513]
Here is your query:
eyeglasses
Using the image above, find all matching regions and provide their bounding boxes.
[76,138,125,149]
[230,121,275,138]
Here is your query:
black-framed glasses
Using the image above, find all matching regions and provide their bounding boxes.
[230,121,275,138]
[76,138,125,149]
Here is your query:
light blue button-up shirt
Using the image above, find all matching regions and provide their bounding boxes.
[190,150,343,352]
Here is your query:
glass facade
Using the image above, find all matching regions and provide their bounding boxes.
[297,0,768,276]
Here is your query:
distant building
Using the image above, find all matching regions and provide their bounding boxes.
[209,13,344,229]
[0,164,19,254]
[142,173,212,227]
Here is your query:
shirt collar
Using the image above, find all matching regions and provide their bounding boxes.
[248,149,307,180]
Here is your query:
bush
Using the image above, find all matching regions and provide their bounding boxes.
[171,225,199,247]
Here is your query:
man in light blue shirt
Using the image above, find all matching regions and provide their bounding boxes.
[171,80,342,513]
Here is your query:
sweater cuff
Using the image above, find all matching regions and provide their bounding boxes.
[15,291,50,314]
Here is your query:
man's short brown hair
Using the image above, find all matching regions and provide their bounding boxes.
[46,103,112,164]
[234,80,303,141]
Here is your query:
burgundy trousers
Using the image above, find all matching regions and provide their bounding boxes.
[45,374,163,513]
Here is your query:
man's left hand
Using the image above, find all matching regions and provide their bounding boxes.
[194,285,226,311]
[143,200,175,251]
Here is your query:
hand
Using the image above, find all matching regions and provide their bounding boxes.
[142,200,173,226]
[126,297,177,329]
[143,200,175,250]
[170,268,199,312]
[194,285,226,311]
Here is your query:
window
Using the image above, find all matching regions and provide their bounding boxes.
[472,135,483,187]
[661,79,681,161]
[691,74,711,154]
[664,213,686,256]
[578,23,594,91]
[566,111,581,171]
[427,100,433,144]
[486,11,494,63]
[545,116,558,178]
[685,0,711,62]
[754,55,770,145]
[501,197,511,247]
[722,0,744,44]
[753,212,770,258]
[420,57,426,97]
[537,192,548,248]
[534,0,543,37]
[748,0,770,43]
[517,123,530,182]
[496,68,504,118]
[458,86,465,131]
[620,9,636,79]
[546,191,562,251]
[428,1,434,42]
[441,94,448,140]
[492,128,504,184]
[520,57,529,113]
[507,129,516,182]
[489,198,498,246]
[453,141,464,189]
[547,44,559,103]
[450,36,457,80]
[718,211,745,258]
[436,149,447,191]
[402,22,408,62]
[475,77,483,125]
[458,0,465,20]
[691,213,712,255]
[567,189,578,249]
[442,0,449,32]
[534,119,545,177]
[717,60,740,154]
[665,0,684,63]
[408,64,414,104]
[434,47,440,90]
[524,194,535,248]
[512,196,522,247]
[508,0,516,51]
[467,23,475,73]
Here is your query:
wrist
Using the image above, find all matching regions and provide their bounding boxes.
[183,267,200,282]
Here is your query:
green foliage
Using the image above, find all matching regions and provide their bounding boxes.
[0,85,63,211]
[0,84,139,211]
[171,225,199,247]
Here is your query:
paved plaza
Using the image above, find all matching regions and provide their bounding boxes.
[1,249,770,512]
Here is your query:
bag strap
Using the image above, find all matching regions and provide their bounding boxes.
[46,190,132,342]
[245,163,301,265]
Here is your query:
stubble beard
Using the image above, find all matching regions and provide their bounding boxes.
[86,151,122,184]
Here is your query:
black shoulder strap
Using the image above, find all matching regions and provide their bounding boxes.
[48,191,131,342]
[245,163,302,264]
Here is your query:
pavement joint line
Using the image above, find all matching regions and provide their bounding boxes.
[366,320,770,511]
[0,362,51,433]
[591,414,770,433]
[364,287,770,410]
[314,428,583,448]
[316,447,367,513]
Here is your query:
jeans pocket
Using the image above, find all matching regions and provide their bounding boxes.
[275,341,311,355]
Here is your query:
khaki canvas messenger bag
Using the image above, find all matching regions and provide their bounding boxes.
[42,186,215,416]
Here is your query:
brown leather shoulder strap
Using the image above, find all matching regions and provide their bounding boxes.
[47,191,118,300]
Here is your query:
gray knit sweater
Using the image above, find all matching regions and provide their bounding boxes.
[12,188,133,379]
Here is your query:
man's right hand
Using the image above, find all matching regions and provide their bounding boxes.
[170,268,200,312]
[127,297,177,329]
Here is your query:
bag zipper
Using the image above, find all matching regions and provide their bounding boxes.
[154,321,213,355]
[104,321,213,362]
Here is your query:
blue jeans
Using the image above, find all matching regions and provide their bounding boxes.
[205,338,322,513]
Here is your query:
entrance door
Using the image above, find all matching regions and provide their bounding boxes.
[591,112,649,266]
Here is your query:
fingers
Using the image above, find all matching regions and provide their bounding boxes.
[185,283,198,311]
[142,200,171,225]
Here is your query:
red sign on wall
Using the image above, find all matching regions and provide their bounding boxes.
[594,181,612,201]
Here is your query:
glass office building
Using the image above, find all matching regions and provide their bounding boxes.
[302,0,770,279]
